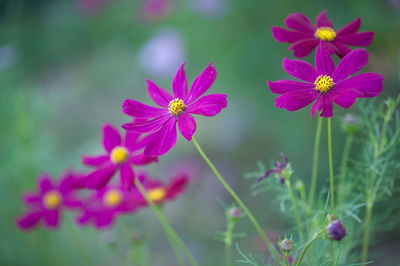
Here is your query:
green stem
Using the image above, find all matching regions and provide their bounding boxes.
[225,220,235,266]
[308,116,323,212]
[295,231,322,266]
[191,137,282,264]
[286,180,305,242]
[337,133,354,203]
[327,118,335,214]
[361,202,373,262]
[134,179,198,266]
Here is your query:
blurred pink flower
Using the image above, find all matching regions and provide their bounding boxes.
[17,173,83,230]
[76,0,104,15]
[139,0,173,21]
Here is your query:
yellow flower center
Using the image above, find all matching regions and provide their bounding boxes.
[315,75,334,93]
[43,190,62,209]
[148,188,167,202]
[103,189,123,207]
[314,27,336,41]
[168,98,186,116]
[110,146,129,164]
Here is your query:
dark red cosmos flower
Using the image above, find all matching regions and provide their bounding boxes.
[272,10,374,58]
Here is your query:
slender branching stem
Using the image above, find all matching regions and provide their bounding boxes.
[309,116,323,213]
[295,231,322,266]
[327,118,335,214]
[286,180,305,242]
[191,137,282,264]
[225,220,235,266]
[134,178,198,266]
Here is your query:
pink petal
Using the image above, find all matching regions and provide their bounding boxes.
[146,79,173,107]
[172,62,188,99]
[185,62,217,104]
[333,41,352,58]
[120,163,135,189]
[102,124,122,153]
[282,58,317,82]
[332,49,369,81]
[268,80,315,94]
[288,38,319,58]
[333,73,383,98]
[122,99,167,118]
[44,210,59,228]
[17,211,43,230]
[322,41,337,55]
[310,94,333,118]
[315,42,335,75]
[336,32,374,46]
[166,175,188,200]
[329,89,358,109]
[122,114,171,133]
[39,175,54,194]
[316,10,333,28]
[271,27,313,43]
[23,193,41,204]
[129,154,158,165]
[284,13,315,33]
[275,89,319,112]
[337,18,361,35]
[82,155,109,166]
[144,118,177,156]
[86,164,118,190]
[124,131,140,151]
[95,213,114,228]
[186,94,227,117]
[178,114,197,141]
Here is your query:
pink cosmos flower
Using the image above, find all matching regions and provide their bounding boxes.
[272,10,374,58]
[122,62,227,156]
[82,123,157,190]
[136,172,188,206]
[268,43,383,118]
[17,173,83,230]
[139,0,172,21]
[77,185,139,229]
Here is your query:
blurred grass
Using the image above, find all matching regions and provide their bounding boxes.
[0,0,399,265]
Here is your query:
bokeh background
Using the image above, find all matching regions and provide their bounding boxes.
[1,0,399,265]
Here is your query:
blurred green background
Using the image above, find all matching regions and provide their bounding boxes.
[1,0,399,265]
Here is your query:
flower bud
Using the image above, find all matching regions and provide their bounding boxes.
[342,113,360,135]
[280,238,294,252]
[326,219,346,241]
[227,207,242,220]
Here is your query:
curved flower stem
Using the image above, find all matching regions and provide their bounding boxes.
[134,178,198,266]
[286,179,305,242]
[327,118,335,214]
[191,137,282,264]
[295,231,322,266]
[308,116,323,212]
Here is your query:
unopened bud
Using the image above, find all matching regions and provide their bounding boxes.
[342,113,360,134]
[280,238,294,252]
[326,219,346,241]
[227,207,242,220]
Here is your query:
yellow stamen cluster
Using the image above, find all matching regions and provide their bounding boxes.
[43,190,62,209]
[110,146,129,164]
[314,27,336,41]
[168,98,186,116]
[314,75,334,93]
[148,188,167,202]
[103,189,122,207]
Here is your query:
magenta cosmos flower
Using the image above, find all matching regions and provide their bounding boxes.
[122,62,227,156]
[17,173,82,230]
[136,172,188,206]
[268,43,383,117]
[82,123,157,190]
[272,10,374,58]
[77,185,139,229]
